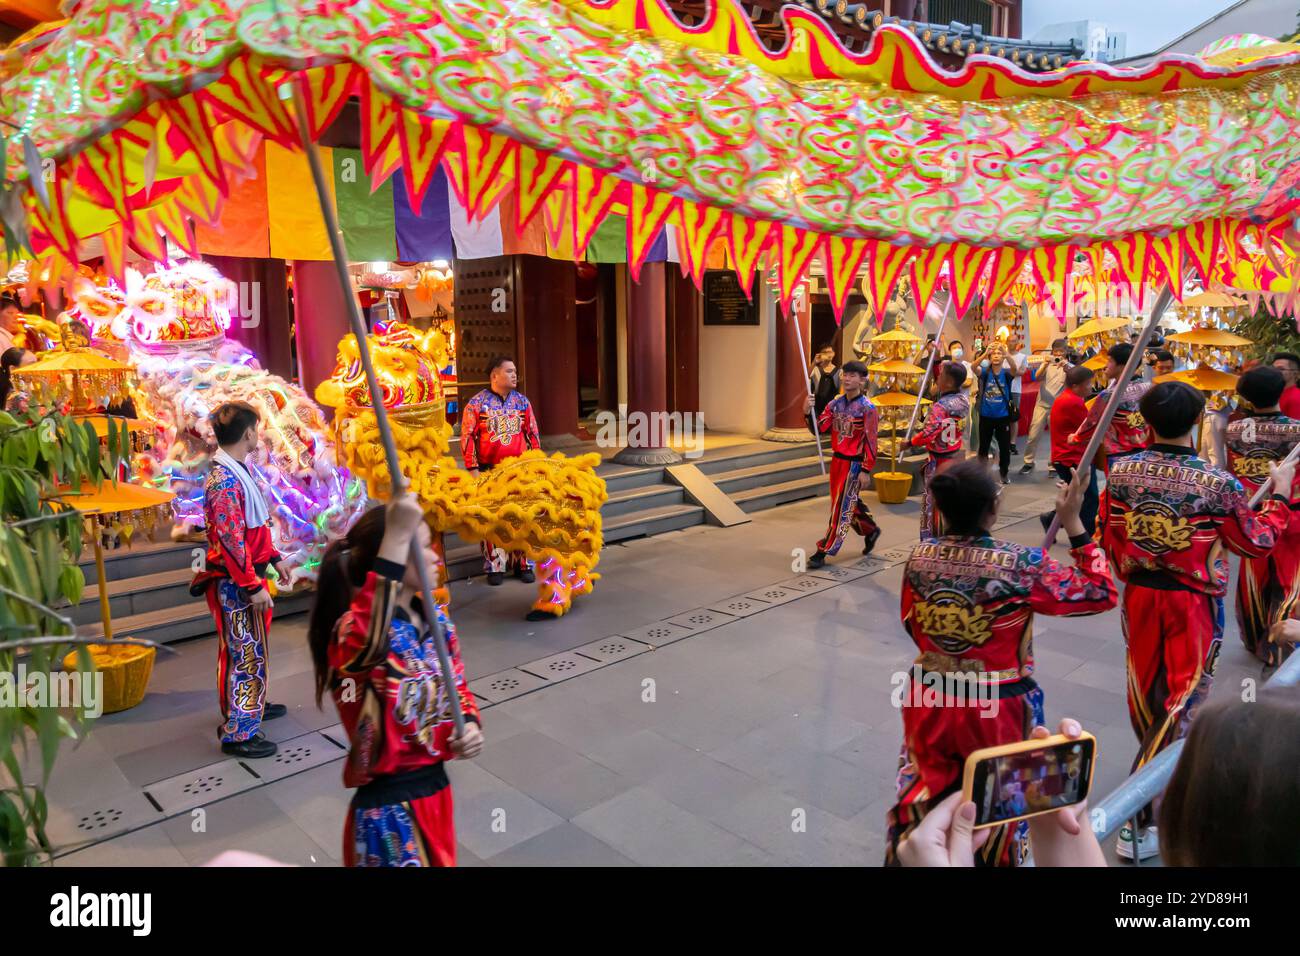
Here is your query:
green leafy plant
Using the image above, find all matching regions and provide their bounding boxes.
[0,406,144,866]
[1233,301,1300,363]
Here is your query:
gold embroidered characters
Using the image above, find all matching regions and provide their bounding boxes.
[913,599,995,652]
[1124,507,1195,554]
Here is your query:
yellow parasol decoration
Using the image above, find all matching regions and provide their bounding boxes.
[1068,316,1133,340]
[1155,365,1240,392]
[1182,291,1247,308]
[11,349,136,413]
[49,482,174,643]
[1165,326,1253,370]
[868,366,927,503]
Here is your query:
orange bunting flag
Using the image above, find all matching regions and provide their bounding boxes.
[160,98,225,196]
[985,247,1028,306]
[130,209,168,262]
[1148,234,1183,299]
[1181,219,1223,285]
[515,147,570,233]
[199,57,297,147]
[1107,233,1152,307]
[396,112,455,216]
[572,165,624,254]
[775,224,820,311]
[299,64,358,141]
[946,244,992,317]
[725,215,773,296]
[821,236,870,321]
[862,240,915,317]
[909,244,950,317]
[676,201,727,288]
[627,184,677,281]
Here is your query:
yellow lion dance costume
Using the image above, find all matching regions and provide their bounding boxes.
[316,323,606,617]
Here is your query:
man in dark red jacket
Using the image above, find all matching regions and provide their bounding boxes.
[460,356,541,586]
[191,402,287,758]
[1039,365,1099,537]
[1273,351,1300,418]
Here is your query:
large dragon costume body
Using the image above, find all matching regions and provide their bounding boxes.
[315,321,606,617]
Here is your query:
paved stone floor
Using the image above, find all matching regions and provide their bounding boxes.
[25,466,1273,867]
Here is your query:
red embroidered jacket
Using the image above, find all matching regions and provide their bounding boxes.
[329,564,480,789]
[190,461,280,596]
[1098,445,1290,594]
[1224,412,1300,524]
[911,390,970,457]
[460,388,540,471]
[901,535,1117,684]
[812,393,879,465]
[1071,379,1151,458]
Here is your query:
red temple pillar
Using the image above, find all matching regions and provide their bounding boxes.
[614,262,681,465]
[518,255,580,445]
[291,259,354,409]
[764,282,815,443]
[206,255,293,381]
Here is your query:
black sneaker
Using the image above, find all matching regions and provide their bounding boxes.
[518,568,536,584]
[222,734,278,759]
[808,551,827,569]
[263,703,287,721]
[863,527,881,555]
[1019,463,1034,474]
[487,572,505,586]
[1001,473,1011,485]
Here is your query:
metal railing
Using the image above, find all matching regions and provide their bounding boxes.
[1074,648,1300,865]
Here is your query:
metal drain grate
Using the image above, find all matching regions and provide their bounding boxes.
[181,774,226,797]
[544,658,579,673]
[275,745,313,766]
[77,808,124,832]
[574,636,650,664]
[490,675,522,692]
[714,597,766,616]
[641,625,679,641]
[593,640,629,656]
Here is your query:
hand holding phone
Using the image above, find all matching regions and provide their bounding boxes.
[961,731,1097,829]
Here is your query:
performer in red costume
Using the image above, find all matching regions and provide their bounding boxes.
[308,487,483,867]
[1224,366,1300,667]
[190,402,288,759]
[803,360,880,568]
[886,459,1116,867]
[460,356,541,586]
[1070,342,1151,471]
[911,361,970,540]
[1098,381,1294,861]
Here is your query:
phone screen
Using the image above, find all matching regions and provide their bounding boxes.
[969,737,1095,828]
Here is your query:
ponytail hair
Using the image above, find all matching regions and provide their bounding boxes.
[307,506,388,706]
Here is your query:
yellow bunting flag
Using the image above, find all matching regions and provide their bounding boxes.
[862,239,915,317]
[129,208,167,262]
[359,79,400,179]
[985,247,1028,306]
[821,236,870,321]
[28,177,76,265]
[100,222,127,285]
[627,183,677,280]
[725,215,774,296]
[459,128,518,222]
[515,147,570,233]
[775,224,820,311]
[266,141,335,261]
[299,64,358,141]
[572,165,623,254]
[396,112,454,216]
[909,243,950,317]
[1181,219,1223,285]
[79,138,131,225]
[947,244,991,317]
[160,97,225,194]
[1148,235,1182,299]
[676,201,726,288]
[544,183,576,261]
[199,56,297,147]
[1107,233,1151,306]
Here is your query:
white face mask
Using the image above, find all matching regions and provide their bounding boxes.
[951,349,964,360]
[981,359,992,370]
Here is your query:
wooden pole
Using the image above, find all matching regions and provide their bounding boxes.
[93,533,112,642]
